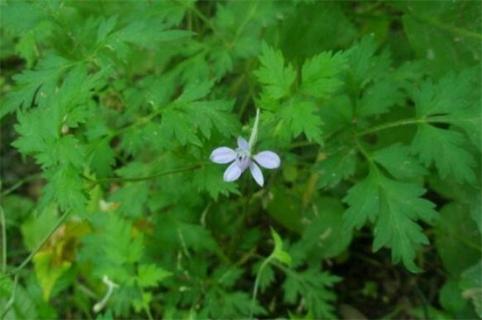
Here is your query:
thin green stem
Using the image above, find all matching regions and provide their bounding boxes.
[0,206,6,273]
[289,140,317,149]
[108,108,164,140]
[186,3,218,34]
[410,12,482,41]
[356,115,479,137]
[0,210,71,280]
[0,275,18,319]
[145,307,154,320]
[270,260,299,280]
[356,118,428,136]
[354,136,373,164]
[84,163,205,184]
[231,1,259,46]
[248,108,260,150]
[250,255,272,319]
[142,288,154,320]
[176,0,229,46]
[302,148,323,208]
[1,173,42,197]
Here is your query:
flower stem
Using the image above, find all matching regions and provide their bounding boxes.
[248,108,260,151]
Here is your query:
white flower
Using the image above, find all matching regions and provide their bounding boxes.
[210,109,280,187]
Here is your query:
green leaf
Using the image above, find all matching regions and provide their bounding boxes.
[344,169,437,272]
[278,2,357,60]
[176,80,213,103]
[434,202,481,276]
[13,107,60,168]
[42,165,86,213]
[213,1,280,60]
[270,228,292,266]
[358,79,403,117]
[283,268,340,319]
[460,261,482,318]
[279,100,322,143]
[1,54,70,118]
[212,266,244,288]
[413,71,474,117]
[372,144,426,180]
[97,18,193,61]
[301,51,346,99]
[0,276,38,320]
[191,165,239,200]
[153,214,218,254]
[159,108,202,146]
[316,147,357,189]
[183,100,239,139]
[110,182,149,218]
[344,35,391,90]
[21,205,58,251]
[410,71,478,183]
[202,290,266,318]
[88,139,116,178]
[439,280,471,316]
[400,1,482,75]
[291,197,352,262]
[137,264,171,288]
[80,214,144,281]
[255,43,296,100]
[33,251,71,301]
[412,125,475,184]
[15,31,38,68]
[266,187,303,233]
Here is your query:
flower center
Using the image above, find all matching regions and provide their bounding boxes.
[235,149,251,170]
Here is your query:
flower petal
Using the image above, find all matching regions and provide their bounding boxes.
[254,151,281,169]
[210,147,236,164]
[223,161,243,182]
[249,162,264,187]
[237,137,249,151]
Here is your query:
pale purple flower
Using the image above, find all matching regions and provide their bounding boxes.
[210,136,280,187]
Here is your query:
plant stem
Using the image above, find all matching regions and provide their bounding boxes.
[356,118,427,136]
[249,255,272,319]
[355,116,465,137]
[84,163,205,184]
[0,206,6,273]
[1,173,42,197]
[0,275,18,319]
[302,150,325,208]
[409,11,482,41]
[143,297,154,320]
[0,210,71,280]
[248,108,260,150]
[354,137,373,163]
[108,108,164,140]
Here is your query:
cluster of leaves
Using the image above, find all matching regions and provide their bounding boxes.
[0,0,481,319]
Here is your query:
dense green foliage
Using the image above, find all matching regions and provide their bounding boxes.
[1,0,481,319]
